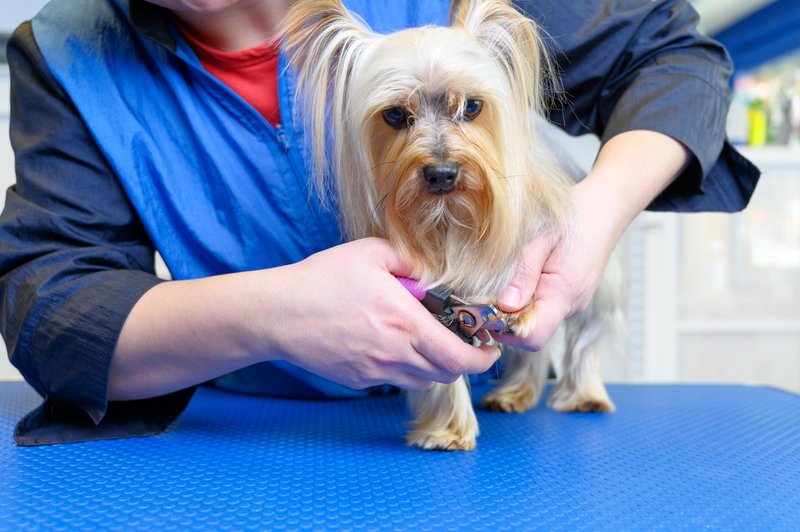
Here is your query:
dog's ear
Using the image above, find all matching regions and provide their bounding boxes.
[449,0,558,118]
[449,0,517,27]
[280,0,376,192]
[448,0,472,27]
[449,0,513,26]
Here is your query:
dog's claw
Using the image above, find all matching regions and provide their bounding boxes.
[548,381,616,414]
[575,400,615,413]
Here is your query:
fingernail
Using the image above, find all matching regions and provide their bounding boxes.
[499,286,522,307]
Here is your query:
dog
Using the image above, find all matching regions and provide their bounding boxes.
[281,0,622,450]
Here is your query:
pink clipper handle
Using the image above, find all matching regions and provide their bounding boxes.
[396,276,426,301]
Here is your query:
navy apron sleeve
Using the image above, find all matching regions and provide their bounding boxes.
[0,22,194,445]
[517,0,760,212]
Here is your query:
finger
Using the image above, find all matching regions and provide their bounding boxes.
[405,346,458,383]
[405,345,498,384]
[412,317,501,376]
[496,236,554,312]
[373,347,447,388]
[493,288,571,351]
[393,375,435,391]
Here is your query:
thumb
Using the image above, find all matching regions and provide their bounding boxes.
[361,237,415,279]
[496,237,554,312]
[493,280,572,351]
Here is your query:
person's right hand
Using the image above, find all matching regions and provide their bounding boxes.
[258,237,500,390]
[111,237,500,401]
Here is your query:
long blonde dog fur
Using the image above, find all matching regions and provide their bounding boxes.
[282,0,621,451]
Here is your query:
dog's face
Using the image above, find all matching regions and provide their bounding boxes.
[283,0,569,296]
[354,28,512,274]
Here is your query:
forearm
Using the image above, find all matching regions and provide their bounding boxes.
[110,269,284,401]
[528,0,755,212]
[575,130,691,244]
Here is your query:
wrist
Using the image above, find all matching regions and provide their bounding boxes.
[571,173,632,245]
[223,267,294,364]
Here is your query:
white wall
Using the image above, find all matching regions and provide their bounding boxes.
[0,1,49,34]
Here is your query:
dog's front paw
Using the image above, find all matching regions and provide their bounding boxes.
[406,423,478,451]
[548,381,615,413]
[481,383,538,413]
[506,303,538,338]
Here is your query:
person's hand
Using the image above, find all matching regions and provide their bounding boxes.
[491,130,691,351]
[491,181,618,351]
[261,237,500,390]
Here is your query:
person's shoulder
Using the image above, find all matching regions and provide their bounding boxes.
[8,20,36,57]
[34,0,125,21]
[7,21,67,102]
[30,0,138,73]
[31,0,132,50]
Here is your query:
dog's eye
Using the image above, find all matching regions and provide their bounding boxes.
[463,99,483,121]
[382,107,410,129]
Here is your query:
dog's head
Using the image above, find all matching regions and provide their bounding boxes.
[283,0,570,295]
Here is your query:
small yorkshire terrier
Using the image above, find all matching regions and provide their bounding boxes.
[282,0,622,450]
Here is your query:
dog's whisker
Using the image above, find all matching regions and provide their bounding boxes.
[368,160,399,175]
[487,164,526,181]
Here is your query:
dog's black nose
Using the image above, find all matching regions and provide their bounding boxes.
[422,163,459,193]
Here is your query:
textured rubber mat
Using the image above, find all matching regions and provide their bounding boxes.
[1,381,798,529]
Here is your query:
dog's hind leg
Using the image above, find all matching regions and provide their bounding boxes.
[547,263,622,413]
[481,345,549,413]
[406,377,478,451]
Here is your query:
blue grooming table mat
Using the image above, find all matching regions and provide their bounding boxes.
[1,381,798,529]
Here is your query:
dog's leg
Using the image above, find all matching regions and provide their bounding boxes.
[406,377,478,451]
[548,263,622,413]
[481,345,549,413]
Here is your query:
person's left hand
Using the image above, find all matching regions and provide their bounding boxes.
[490,130,690,351]
[491,178,620,351]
